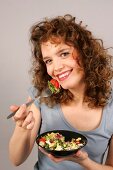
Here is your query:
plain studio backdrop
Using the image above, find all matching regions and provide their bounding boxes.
[0,0,113,170]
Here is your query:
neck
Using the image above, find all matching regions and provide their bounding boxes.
[69,83,86,105]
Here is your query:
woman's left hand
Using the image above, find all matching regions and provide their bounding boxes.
[39,147,88,164]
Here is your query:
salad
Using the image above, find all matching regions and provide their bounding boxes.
[38,132,84,151]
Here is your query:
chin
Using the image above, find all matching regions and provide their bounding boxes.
[61,86,68,90]
[61,84,73,90]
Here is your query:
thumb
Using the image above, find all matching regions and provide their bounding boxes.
[75,150,88,160]
[10,105,19,112]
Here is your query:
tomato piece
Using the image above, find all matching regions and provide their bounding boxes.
[39,137,46,143]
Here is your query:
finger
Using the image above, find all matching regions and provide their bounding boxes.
[22,111,34,128]
[14,104,26,120]
[39,147,65,163]
[16,120,23,127]
[26,120,35,130]
[10,105,19,112]
[75,150,82,157]
[72,150,88,161]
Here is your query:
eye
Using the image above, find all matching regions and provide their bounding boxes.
[44,59,52,65]
[61,52,70,57]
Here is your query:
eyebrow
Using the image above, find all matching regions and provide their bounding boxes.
[57,47,71,54]
[43,56,50,61]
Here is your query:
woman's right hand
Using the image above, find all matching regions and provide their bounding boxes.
[10,102,35,130]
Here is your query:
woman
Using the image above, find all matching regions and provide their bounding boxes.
[9,14,113,170]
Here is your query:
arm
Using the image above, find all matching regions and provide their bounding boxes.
[77,135,113,170]
[39,136,113,170]
[9,98,41,166]
[105,135,113,166]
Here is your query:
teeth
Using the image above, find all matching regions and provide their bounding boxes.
[58,72,70,78]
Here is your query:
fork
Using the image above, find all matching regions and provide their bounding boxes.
[7,99,35,119]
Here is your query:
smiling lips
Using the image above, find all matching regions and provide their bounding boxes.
[57,70,72,81]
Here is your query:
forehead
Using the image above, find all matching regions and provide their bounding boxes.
[41,41,72,56]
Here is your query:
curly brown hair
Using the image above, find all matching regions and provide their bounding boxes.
[29,14,113,108]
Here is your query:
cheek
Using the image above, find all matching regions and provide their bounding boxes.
[72,51,81,67]
[46,66,52,76]
[72,58,82,69]
[68,58,79,68]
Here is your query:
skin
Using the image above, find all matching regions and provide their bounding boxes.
[42,41,85,95]
[9,98,41,165]
[9,41,113,169]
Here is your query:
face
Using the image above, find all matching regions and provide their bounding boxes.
[41,41,85,91]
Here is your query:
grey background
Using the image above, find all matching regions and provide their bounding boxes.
[0,0,113,170]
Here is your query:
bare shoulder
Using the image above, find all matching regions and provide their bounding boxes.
[105,135,113,166]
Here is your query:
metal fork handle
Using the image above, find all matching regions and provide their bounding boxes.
[7,99,35,119]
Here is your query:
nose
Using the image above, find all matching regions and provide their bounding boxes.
[53,59,64,72]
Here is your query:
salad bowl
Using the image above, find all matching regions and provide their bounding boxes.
[36,130,87,157]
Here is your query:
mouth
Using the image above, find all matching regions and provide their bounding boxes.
[56,70,72,81]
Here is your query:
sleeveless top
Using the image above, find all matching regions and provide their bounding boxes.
[28,86,113,170]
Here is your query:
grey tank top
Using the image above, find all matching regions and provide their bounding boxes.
[28,86,113,170]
